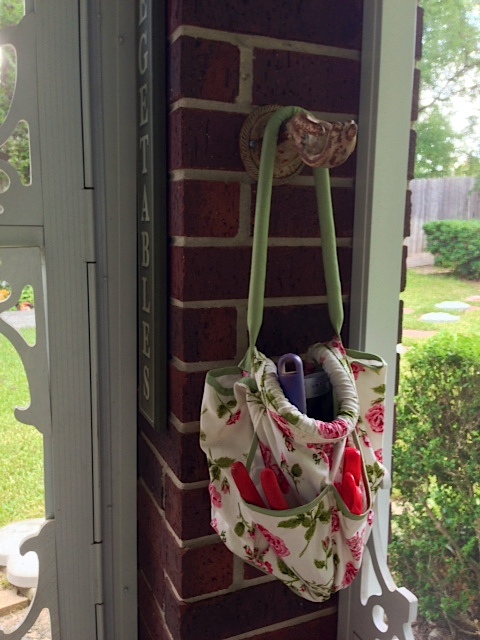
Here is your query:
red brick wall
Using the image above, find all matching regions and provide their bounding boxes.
[138,1,364,638]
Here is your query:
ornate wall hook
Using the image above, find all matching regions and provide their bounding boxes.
[287,112,357,169]
[239,105,304,184]
[239,105,357,184]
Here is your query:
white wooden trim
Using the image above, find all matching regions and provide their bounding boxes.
[349,0,417,544]
[338,2,418,638]
[0,2,136,637]
[89,1,138,638]
[35,2,98,635]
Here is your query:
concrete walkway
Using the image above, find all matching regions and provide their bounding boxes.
[0,309,36,330]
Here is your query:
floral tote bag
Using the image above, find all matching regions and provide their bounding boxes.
[200,106,387,602]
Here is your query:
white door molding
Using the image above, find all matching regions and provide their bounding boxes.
[0,1,137,637]
[85,1,138,638]
[338,2,418,638]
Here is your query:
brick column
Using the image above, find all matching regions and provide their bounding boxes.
[138,2,364,638]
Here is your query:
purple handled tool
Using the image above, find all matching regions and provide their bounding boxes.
[277,353,307,414]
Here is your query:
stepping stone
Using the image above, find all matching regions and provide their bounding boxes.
[0,519,43,566]
[0,520,43,589]
[7,550,39,589]
[0,588,29,617]
[435,301,471,311]
[420,312,460,323]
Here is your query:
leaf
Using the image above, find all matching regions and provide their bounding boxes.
[199,430,206,441]
[319,512,332,525]
[210,465,220,481]
[340,409,357,419]
[226,400,237,409]
[318,508,333,525]
[234,522,245,537]
[277,558,289,574]
[278,516,304,529]
[277,558,296,578]
[217,404,228,419]
[215,456,236,468]
[314,559,327,570]
[291,463,303,478]
[283,412,301,426]
[305,523,316,542]
[372,384,386,395]
[301,514,312,527]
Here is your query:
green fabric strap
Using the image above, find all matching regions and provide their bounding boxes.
[241,106,344,372]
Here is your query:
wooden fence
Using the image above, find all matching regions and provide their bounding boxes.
[406,176,480,257]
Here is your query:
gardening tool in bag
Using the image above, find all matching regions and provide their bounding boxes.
[199,106,387,603]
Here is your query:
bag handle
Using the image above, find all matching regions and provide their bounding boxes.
[241,106,344,372]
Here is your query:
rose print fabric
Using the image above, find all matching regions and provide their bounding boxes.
[200,336,387,603]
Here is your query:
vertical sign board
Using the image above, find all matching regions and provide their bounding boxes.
[137,0,167,429]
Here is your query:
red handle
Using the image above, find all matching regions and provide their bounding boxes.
[343,447,362,485]
[260,469,289,510]
[341,471,363,514]
[231,462,267,508]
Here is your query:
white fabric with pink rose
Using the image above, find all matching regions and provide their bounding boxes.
[200,336,387,603]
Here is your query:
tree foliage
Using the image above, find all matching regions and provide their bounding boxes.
[0,1,23,123]
[415,0,480,178]
[419,0,480,110]
[0,2,24,29]
[0,1,29,191]
[0,44,16,126]
[415,107,459,177]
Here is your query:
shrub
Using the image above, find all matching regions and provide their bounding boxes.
[0,282,34,308]
[390,333,480,633]
[18,283,34,307]
[423,219,480,280]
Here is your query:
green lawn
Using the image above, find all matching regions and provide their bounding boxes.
[0,329,45,528]
[401,268,480,343]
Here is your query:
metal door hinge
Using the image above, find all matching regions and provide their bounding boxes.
[91,541,105,640]
[91,541,104,606]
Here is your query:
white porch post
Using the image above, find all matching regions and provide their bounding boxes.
[89,1,138,638]
[338,1,419,638]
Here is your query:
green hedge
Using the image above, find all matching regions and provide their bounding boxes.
[423,219,480,280]
[390,333,480,631]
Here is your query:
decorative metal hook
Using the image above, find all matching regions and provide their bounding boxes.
[239,105,357,184]
[287,112,357,169]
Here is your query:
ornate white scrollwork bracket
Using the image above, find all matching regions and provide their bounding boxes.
[338,502,418,640]
[0,521,59,640]
[0,248,50,434]
[0,247,59,640]
[0,6,43,224]
[0,5,59,638]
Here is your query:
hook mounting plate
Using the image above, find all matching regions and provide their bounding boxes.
[239,105,304,185]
